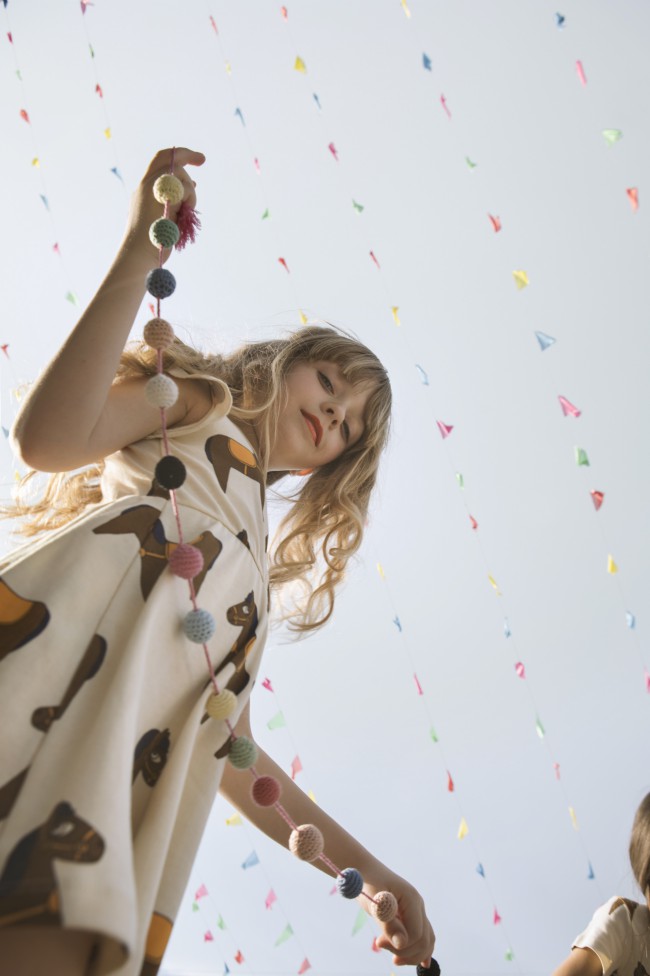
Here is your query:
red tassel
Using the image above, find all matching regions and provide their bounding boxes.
[175,202,201,250]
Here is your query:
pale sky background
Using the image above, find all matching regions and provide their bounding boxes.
[2,2,650,975]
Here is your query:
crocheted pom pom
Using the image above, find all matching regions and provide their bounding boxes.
[153,173,184,205]
[168,543,204,580]
[371,891,398,923]
[205,689,237,721]
[228,736,258,770]
[251,775,281,807]
[416,962,441,976]
[143,317,175,350]
[336,867,364,899]
[182,608,215,644]
[146,267,176,299]
[144,374,178,409]
[155,455,186,489]
[289,824,324,862]
[150,217,180,249]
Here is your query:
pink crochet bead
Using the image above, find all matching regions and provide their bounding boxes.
[168,544,204,580]
[143,317,175,350]
[371,891,398,923]
[251,776,281,807]
[289,824,324,862]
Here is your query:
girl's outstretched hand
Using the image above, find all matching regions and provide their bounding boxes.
[363,872,435,967]
[121,147,206,268]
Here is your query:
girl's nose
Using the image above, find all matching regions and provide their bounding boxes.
[324,402,345,426]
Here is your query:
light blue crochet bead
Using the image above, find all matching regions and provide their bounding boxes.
[337,867,364,899]
[146,267,176,299]
[228,736,258,770]
[182,609,216,644]
[149,218,180,249]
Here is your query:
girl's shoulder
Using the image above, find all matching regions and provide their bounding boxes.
[167,369,233,432]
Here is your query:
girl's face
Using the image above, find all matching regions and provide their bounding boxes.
[268,359,372,471]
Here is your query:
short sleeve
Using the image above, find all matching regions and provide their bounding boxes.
[573,897,633,976]
[147,370,233,439]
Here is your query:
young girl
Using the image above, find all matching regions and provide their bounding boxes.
[552,792,650,976]
[0,148,435,976]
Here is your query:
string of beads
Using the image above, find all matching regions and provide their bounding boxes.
[141,150,399,928]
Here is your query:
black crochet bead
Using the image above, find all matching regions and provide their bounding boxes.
[416,961,440,976]
[155,455,186,489]
[146,267,176,299]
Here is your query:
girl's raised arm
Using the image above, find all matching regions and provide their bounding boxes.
[12,148,205,473]
[551,948,603,976]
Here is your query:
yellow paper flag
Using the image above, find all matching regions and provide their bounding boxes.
[457,817,469,840]
[401,0,412,16]
[103,127,111,140]
[488,574,502,596]
[299,310,308,325]
[607,555,618,574]
[513,270,529,289]
[391,306,401,327]
[226,814,243,826]
[377,563,386,580]
[569,807,578,830]
[225,62,232,75]
[294,56,307,73]
[308,790,317,803]
[31,157,40,168]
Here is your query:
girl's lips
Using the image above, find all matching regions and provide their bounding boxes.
[301,410,322,446]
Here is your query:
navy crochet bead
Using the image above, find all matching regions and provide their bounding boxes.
[146,267,176,299]
[155,455,186,489]
[416,962,441,976]
[336,868,364,899]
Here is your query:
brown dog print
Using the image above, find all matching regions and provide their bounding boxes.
[31,634,107,733]
[0,768,29,822]
[203,592,259,732]
[205,435,265,508]
[93,505,222,600]
[0,801,104,927]
[140,911,174,976]
[132,729,171,787]
[0,579,50,660]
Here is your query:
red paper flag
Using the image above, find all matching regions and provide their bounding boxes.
[20,109,30,124]
[369,250,380,269]
[298,960,311,975]
[95,83,103,98]
[469,515,478,530]
[436,420,453,439]
[148,303,155,316]
[590,490,604,510]
[1,345,9,358]
[488,214,502,232]
[278,257,290,274]
[627,187,639,211]
[262,677,274,692]
[447,770,454,792]
[558,395,581,418]
[290,756,303,780]
[281,6,288,20]
[328,142,339,161]
[235,951,244,964]
[371,938,381,953]
[493,908,502,925]
[440,94,451,118]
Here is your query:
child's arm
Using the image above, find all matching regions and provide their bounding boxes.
[219,703,435,968]
[551,949,603,976]
[12,148,206,472]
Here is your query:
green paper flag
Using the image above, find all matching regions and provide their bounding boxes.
[575,447,590,467]
[465,156,477,169]
[351,909,368,935]
[274,924,294,947]
[602,128,622,145]
[430,726,439,743]
[192,902,199,912]
[352,200,364,213]
[65,292,79,306]
[217,915,226,931]
[261,208,269,220]
[535,717,545,739]
[267,711,286,730]
[505,950,514,961]
[455,472,464,489]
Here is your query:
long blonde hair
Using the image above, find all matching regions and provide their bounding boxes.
[6,325,392,634]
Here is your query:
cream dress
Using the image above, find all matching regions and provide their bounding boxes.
[0,376,269,975]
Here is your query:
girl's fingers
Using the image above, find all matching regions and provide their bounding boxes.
[144,148,206,179]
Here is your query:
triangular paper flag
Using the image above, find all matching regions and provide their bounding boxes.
[590,490,604,510]
[436,420,453,439]
[535,331,556,351]
[575,447,590,466]
[513,270,529,289]
[607,555,618,574]
[559,396,581,417]
[457,817,469,840]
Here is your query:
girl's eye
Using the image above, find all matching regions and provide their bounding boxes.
[318,371,334,393]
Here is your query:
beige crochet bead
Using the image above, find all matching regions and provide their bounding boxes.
[289,824,324,862]
[371,891,398,922]
[143,317,175,350]
[153,173,184,205]
[205,690,237,721]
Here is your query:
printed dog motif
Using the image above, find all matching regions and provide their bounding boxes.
[31,634,107,732]
[141,911,174,976]
[133,729,171,787]
[0,579,50,660]
[205,435,265,508]
[208,592,259,747]
[93,505,222,599]
[0,801,104,927]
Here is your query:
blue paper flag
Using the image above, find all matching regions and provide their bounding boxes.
[476,863,485,878]
[423,53,432,71]
[504,618,511,638]
[556,12,565,27]
[626,611,636,630]
[39,194,50,211]
[535,331,556,351]
[313,93,321,110]
[234,107,245,126]
[587,862,595,879]
[393,616,402,632]
[242,850,259,869]
[415,364,429,385]
[110,166,123,184]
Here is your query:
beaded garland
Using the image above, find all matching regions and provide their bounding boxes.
[142,150,405,940]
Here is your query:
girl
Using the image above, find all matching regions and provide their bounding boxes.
[0,149,435,976]
[551,792,650,976]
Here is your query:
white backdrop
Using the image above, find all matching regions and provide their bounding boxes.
[2,3,650,975]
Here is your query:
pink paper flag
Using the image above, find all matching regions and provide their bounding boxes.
[298,960,311,975]
[253,158,261,174]
[515,662,525,679]
[291,756,303,780]
[645,669,650,693]
[95,83,103,98]
[20,109,30,124]
[195,883,208,900]
[369,250,381,269]
[262,677,274,692]
[553,762,561,780]
[209,15,218,34]
[590,490,604,510]
[7,32,13,44]
[1,345,9,358]
[414,673,424,696]
[440,94,451,119]
[469,515,478,530]
[281,6,288,20]
[494,908,502,925]
[489,214,502,232]
[558,396,581,418]
[328,142,339,161]
[576,60,587,85]
[265,889,277,910]
[204,931,214,942]
[371,937,381,953]
[627,187,639,211]
[53,243,60,255]
[436,420,453,439]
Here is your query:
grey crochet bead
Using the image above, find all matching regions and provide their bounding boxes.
[182,609,216,644]
[146,267,176,299]
[337,867,364,899]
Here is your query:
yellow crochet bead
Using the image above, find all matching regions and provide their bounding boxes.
[153,173,184,205]
[206,689,238,720]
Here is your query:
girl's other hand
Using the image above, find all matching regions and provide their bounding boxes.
[364,873,435,967]
[121,147,206,268]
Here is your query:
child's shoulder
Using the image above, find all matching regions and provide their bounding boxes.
[605,895,645,921]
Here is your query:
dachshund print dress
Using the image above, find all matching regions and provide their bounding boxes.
[0,376,269,975]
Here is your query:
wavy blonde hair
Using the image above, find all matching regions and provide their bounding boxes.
[6,325,392,634]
